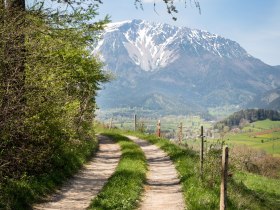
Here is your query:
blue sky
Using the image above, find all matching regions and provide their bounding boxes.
[97,0,280,66]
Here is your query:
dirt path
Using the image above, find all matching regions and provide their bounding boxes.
[127,136,185,210]
[33,135,121,210]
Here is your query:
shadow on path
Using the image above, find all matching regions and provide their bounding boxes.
[127,135,185,210]
[33,135,121,210]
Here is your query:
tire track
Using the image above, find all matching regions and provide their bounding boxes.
[33,135,121,210]
[127,135,185,210]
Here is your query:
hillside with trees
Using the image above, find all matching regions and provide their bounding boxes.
[215,109,280,129]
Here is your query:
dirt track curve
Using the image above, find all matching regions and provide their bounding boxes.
[33,135,121,210]
[127,135,185,210]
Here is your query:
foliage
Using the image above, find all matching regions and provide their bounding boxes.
[0,3,109,209]
[135,0,201,20]
[0,133,97,210]
[231,145,280,178]
[89,133,147,210]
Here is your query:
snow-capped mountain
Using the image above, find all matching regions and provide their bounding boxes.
[95,20,250,72]
[95,19,280,116]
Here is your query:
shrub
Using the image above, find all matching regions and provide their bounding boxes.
[231,145,280,178]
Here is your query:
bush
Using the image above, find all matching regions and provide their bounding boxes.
[0,7,109,209]
[231,145,280,178]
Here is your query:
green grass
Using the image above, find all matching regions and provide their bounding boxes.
[252,120,280,130]
[133,132,220,210]
[0,136,98,210]
[236,172,280,196]
[225,120,280,156]
[233,172,280,208]
[186,119,280,156]
[132,132,279,210]
[89,133,147,210]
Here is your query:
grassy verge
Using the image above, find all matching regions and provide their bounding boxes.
[0,137,98,210]
[234,172,280,207]
[133,132,279,210]
[89,133,147,210]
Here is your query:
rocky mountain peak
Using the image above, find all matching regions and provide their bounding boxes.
[96,19,251,72]
[95,20,280,115]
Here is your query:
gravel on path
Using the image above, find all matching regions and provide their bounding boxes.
[33,135,121,210]
[127,135,185,210]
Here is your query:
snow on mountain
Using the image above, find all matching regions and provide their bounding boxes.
[95,19,250,71]
[94,19,280,115]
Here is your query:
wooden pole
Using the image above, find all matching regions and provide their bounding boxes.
[157,120,161,137]
[134,114,137,131]
[220,145,229,210]
[179,122,183,145]
[200,125,204,178]
[109,118,113,130]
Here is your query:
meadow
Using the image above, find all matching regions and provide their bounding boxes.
[225,120,280,156]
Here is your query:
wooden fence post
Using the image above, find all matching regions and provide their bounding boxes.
[200,125,204,179]
[109,118,113,130]
[134,114,137,131]
[157,120,161,137]
[178,122,183,145]
[220,145,229,210]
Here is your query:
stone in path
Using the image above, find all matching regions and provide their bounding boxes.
[33,135,121,210]
[127,136,185,210]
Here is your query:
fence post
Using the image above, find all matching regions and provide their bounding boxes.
[109,118,113,130]
[134,114,137,131]
[178,122,183,145]
[220,145,229,210]
[200,125,204,179]
[157,120,161,137]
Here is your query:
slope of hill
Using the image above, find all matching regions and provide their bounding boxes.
[247,87,280,111]
[215,109,280,129]
[95,20,280,116]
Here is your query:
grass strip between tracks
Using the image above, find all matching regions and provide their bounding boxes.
[89,133,147,210]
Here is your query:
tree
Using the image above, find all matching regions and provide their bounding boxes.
[0,0,109,181]
[134,0,201,20]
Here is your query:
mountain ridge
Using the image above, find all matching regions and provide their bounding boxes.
[95,19,280,117]
[95,19,252,72]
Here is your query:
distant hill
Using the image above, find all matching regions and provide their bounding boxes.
[95,20,280,116]
[248,87,280,111]
[215,109,280,129]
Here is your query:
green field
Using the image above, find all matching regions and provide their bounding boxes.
[225,120,280,156]
[99,117,280,156]
[234,172,280,207]
[170,119,280,157]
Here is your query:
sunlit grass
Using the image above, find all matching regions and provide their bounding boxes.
[224,120,280,156]
[89,133,147,210]
[131,132,279,210]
